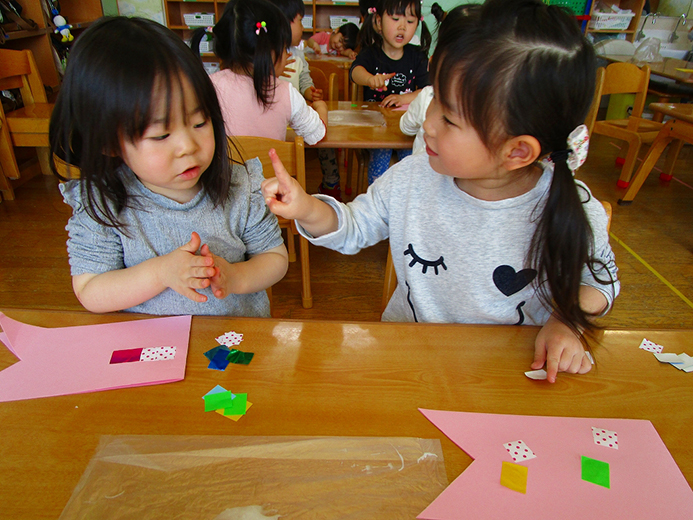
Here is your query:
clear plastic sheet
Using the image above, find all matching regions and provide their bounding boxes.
[59,435,447,520]
[328,110,386,127]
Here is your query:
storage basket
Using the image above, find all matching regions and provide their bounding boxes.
[589,12,635,30]
[544,0,588,16]
[302,15,313,29]
[183,12,215,27]
[330,16,360,29]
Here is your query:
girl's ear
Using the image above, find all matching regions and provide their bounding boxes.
[374,15,382,33]
[501,135,541,172]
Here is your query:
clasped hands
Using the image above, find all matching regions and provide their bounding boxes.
[161,231,233,303]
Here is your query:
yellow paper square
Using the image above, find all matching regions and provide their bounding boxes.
[215,401,253,421]
[500,461,528,494]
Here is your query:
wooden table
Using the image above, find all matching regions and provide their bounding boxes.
[1,309,692,518]
[298,100,414,194]
[603,54,693,83]
[619,102,693,204]
[310,101,413,149]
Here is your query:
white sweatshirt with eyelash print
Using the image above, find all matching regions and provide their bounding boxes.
[297,153,620,324]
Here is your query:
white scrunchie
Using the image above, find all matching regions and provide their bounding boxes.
[566,124,589,173]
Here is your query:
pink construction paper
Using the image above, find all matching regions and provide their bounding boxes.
[0,312,191,402]
[418,409,693,520]
[392,104,410,111]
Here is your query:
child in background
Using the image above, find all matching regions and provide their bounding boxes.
[306,22,360,59]
[351,0,431,184]
[262,0,620,383]
[269,0,343,200]
[400,3,480,155]
[270,0,322,102]
[191,0,327,146]
[50,17,287,317]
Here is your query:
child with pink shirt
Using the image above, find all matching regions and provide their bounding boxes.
[306,23,359,58]
[191,0,328,145]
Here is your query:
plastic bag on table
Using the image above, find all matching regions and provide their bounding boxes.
[59,435,447,520]
[328,110,386,127]
[631,38,664,64]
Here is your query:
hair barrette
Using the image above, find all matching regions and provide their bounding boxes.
[206,26,214,33]
[368,7,376,14]
[256,21,267,35]
[420,16,424,21]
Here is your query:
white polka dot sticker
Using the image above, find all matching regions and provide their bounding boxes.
[503,440,536,462]
[215,331,243,347]
[592,427,619,450]
[639,338,663,354]
[139,346,177,362]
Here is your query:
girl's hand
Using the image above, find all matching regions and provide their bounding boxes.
[368,72,396,91]
[261,148,312,221]
[342,49,357,59]
[307,39,322,54]
[281,57,297,78]
[380,94,403,108]
[305,86,323,101]
[199,243,232,299]
[531,314,592,383]
[159,232,215,303]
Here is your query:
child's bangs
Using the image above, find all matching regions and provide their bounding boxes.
[433,39,510,149]
[383,0,421,18]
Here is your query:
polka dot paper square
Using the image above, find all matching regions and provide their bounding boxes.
[592,427,618,449]
[503,440,536,463]
[215,331,243,347]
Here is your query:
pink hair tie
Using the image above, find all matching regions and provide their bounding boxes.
[420,16,424,21]
[368,7,376,14]
[206,26,213,33]
[255,21,267,35]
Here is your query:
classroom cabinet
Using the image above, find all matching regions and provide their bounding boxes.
[163,1,361,39]
[584,0,647,43]
[0,0,104,89]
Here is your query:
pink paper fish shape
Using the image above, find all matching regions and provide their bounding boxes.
[0,312,191,402]
[418,410,693,520]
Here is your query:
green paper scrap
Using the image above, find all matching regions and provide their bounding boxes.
[203,390,235,412]
[581,456,610,488]
[222,393,248,416]
[226,349,254,365]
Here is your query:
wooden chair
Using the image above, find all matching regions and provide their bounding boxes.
[308,68,338,102]
[381,202,613,314]
[309,59,348,101]
[0,48,54,200]
[589,63,666,188]
[229,135,312,309]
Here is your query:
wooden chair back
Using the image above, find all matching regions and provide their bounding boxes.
[381,201,614,314]
[0,48,54,200]
[309,68,339,101]
[590,62,667,188]
[229,136,312,309]
[309,60,347,100]
[584,66,605,136]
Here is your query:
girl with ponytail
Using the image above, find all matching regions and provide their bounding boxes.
[191,0,327,145]
[261,0,620,383]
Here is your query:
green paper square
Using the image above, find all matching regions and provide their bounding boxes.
[226,349,254,365]
[222,393,248,415]
[581,456,610,488]
[203,391,235,412]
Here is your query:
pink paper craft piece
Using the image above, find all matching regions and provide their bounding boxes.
[503,440,536,462]
[639,338,663,353]
[140,346,177,362]
[215,331,243,347]
[392,104,410,111]
[592,427,619,450]
[418,410,693,520]
[0,312,191,402]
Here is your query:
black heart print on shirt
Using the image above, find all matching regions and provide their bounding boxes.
[493,265,537,296]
